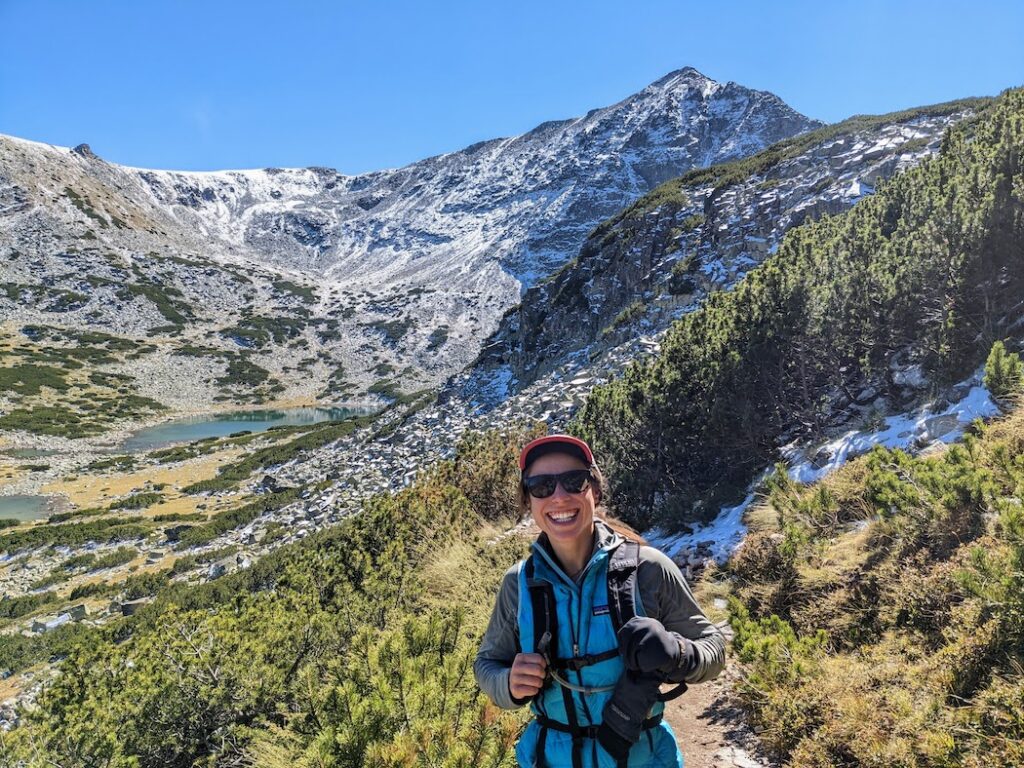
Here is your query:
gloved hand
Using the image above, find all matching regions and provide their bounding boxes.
[617,616,694,678]
[595,671,662,762]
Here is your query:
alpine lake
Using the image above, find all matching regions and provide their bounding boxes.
[116,406,368,453]
[1,406,372,522]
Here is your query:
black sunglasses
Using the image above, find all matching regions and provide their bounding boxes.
[522,469,595,499]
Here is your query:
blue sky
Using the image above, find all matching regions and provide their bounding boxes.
[1,1,1021,174]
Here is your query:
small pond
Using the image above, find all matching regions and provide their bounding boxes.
[118,406,373,453]
[3,448,60,459]
[0,495,59,522]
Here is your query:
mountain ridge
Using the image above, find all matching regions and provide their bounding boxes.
[0,67,820,403]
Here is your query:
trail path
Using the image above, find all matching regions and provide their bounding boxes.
[662,623,776,768]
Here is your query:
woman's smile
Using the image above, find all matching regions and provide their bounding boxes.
[546,507,580,524]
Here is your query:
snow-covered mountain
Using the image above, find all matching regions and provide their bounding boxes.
[451,102,981,406]
[135,68,819,289]
[0,68,819,404]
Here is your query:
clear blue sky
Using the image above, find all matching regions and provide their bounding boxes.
[2,0,1021,174]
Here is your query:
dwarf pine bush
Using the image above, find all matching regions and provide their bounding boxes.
[984,339,1023,400]
[727,404,1024,765]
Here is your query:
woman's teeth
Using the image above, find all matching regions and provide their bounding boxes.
[548,509,579,524]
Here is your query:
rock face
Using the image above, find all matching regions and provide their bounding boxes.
[454,105,974,404]
[0,68,819,400]
[132,68,819,290]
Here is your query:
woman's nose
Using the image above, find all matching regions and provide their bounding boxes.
[550,481,572,499]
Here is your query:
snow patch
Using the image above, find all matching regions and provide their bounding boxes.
[644,492,755,565]
[644,379,998,567]
[787,384,998,485]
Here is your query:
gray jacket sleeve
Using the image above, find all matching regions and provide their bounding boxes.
[636,546,726,684]
[473,563,527,709]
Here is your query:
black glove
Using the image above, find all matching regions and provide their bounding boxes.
[617,617,693,677]
[596,671,662,761]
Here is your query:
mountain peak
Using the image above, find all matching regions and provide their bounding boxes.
[71,143,99,160]
[649,66,712,88]
[0,69,822,399]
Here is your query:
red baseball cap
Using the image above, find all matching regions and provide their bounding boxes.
[519,434,595,471]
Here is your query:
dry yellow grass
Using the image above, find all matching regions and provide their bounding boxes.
[54,549,185,603]
[420,518,526,625]
[0,457,23,486]
[42,449,240,509]
[743,499,780,533]
[797,523,874,588]
[0,665,33,702]
[691,565,732,624]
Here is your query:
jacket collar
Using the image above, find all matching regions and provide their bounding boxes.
[532,518,624,585]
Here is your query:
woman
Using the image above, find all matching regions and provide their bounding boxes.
[474,434,726,767]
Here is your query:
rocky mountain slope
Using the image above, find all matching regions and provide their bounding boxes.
[0,68,818,408]
[0,98,988,606]
[134,68,817,289]
[267,99,990,538]
[454,99,986,405]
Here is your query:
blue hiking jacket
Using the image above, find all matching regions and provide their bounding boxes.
[514,530,684,768]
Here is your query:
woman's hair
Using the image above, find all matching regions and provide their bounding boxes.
[518,461,646,545]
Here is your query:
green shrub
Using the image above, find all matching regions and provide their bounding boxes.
[679,213,705,232]
[177,489,300,547]
[0,518,149,554]
[601,300,646,336]
[0,364,71,396]
[573,89,1024,529]
[0,592,58,619]
[984,340,1023,400]
[90,547,138,571]
[272,280,316,304]
[120,570,171,600]
[108,492,164,511]
[2,427,531,766]
[727,404,1024,764]
[68,582,107,601]
[667,252,699,295]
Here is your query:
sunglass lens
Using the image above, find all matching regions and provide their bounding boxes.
[524,470,592,498]
[525,475,557,498]
[561,470,591,494]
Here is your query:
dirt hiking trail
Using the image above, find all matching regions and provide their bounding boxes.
[663,622,776,768]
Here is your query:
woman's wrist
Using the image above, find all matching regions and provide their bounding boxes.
[675,634,696,673]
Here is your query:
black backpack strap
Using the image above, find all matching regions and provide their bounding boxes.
[606,540,640,635]
[606,541,689,703]
[526,555,588,768]
[524,555,557,660]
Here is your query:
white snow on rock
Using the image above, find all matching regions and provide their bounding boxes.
[646,378,1000,568]
[786,383,998,485]
[0,67,820,399]
[645,492,756,566]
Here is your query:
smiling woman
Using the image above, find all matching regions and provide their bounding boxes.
[474,434,726,767]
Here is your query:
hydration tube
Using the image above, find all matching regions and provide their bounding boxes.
[537,630,687,699]
[549,668,616,695]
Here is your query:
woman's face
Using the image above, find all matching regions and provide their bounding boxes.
[525,452,599,550]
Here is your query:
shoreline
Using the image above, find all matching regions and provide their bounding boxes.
[0,396,383,499]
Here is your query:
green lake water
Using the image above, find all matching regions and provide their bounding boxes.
[118,406,372,453]
[3,448,60,459]
[0,495,58,522]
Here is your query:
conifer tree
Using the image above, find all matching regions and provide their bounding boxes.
[984,340,1023,400]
